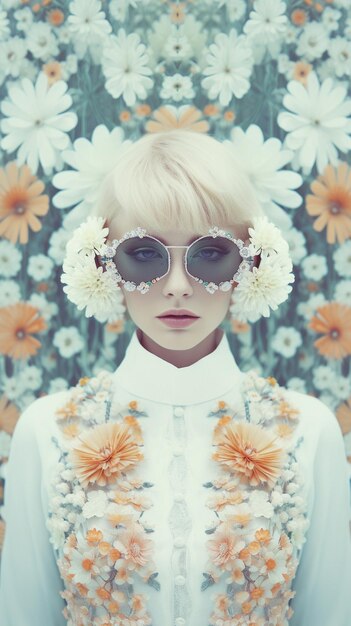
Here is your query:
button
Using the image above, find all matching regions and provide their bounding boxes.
[173,446,183,457]
[174,536,186,548]
[175,619,186,626]
[174,407,184,417]
[174,492,185,502]
[175,575,186,585]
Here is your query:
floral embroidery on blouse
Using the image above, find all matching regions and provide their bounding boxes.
[202,372,310,626]
[46,371,159,626]
[46,368,310,626]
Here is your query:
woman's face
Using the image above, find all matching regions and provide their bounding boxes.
[108,213,245,367]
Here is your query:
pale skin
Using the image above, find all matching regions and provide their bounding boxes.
[107,213,254,368]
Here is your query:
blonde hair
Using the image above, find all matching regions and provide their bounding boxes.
[91,129,266,240]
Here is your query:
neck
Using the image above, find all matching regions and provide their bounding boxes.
[137,327,223,368]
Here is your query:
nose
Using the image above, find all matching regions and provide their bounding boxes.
[161,247,194,297]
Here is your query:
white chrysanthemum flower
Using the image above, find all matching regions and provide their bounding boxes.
[0,279,21,306]
[0,73,78,175]
[230,252,294,322]
[277,72,351,175]
[52,125,132,229]
[53,327,85,359]
[102,29,154,106]
[61,253,126,322]
[301,254,328,281]
[243,0,287,43]
[271,327,302,358]
[0,240,22,277]
[248,215,290,256]
[225,125,302,230]
[64,216,109,257]
[201,29,253,105]
[68,0,112,41]
[333,239,351,278]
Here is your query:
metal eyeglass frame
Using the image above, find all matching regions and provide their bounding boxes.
[98,225,257,295]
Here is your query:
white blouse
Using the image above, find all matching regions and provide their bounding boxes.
[0,327,350,626]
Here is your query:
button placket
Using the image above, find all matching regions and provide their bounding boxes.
[168,405,192,625]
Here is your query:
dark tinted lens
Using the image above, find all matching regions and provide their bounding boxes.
[114,236,169,283]
[187,237,242,282]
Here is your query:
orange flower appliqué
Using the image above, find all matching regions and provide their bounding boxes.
[69,422,143,487]
[212,420,285,487]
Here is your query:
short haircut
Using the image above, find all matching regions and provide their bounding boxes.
[91,129,266,240]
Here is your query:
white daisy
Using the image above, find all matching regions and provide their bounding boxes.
[301,253,328,281]
[13,7,33,31]
[271,326,302,359]
[282,228,307,265]
[201,28,253,105]
[322,7,341,32]
[277,72,351,175]
[18,365,42,391]
[0,240,22,277]
[28,293,58,322]
[312,365,336,391]
[48,227,72,265]
[102,28,154,106]
[328,37,351,78]
[334,279,351,305]
[68,0,112,41]
[296,22,329,61]
[296,293,327,320]
[48,377,69,394]
[225,125,302,230]
[0,10,10,39]
[0,73,78,175]
[0,37,27,78]
[52,125,133,229]
[219,0,246,22]
[332,376,351,401]
[243,0,287,46]
[27,253,54,281]
[160,73,195,102]
[53,327,85,359]
[0,279,21,306]
[333,239,351,277]
[26,22,59,61]
[286,377,307,394]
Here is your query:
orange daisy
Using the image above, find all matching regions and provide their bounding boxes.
[308,302,351,360]
[292,61,312,85]
[336,398,351,435]
[42,60,63,85]
[0,394,20,435]
[212,421,285,487]
[305,162,351,244]
[0,161,49,245]
[0,302,47,360]
[145,105,210,134]
[69,422,143,487]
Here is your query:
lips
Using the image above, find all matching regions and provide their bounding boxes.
[158,309,199,318]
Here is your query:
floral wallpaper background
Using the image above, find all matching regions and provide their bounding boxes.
[0,0,351,548]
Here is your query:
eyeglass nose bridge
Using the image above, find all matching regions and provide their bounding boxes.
[159,243,195,281]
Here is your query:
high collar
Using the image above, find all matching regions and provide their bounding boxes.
[111,327,244,405]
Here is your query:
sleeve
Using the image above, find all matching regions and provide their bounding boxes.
[289,403,351,626]
[0,398,67,626]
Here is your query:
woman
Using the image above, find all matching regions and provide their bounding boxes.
[0,130,350,626]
